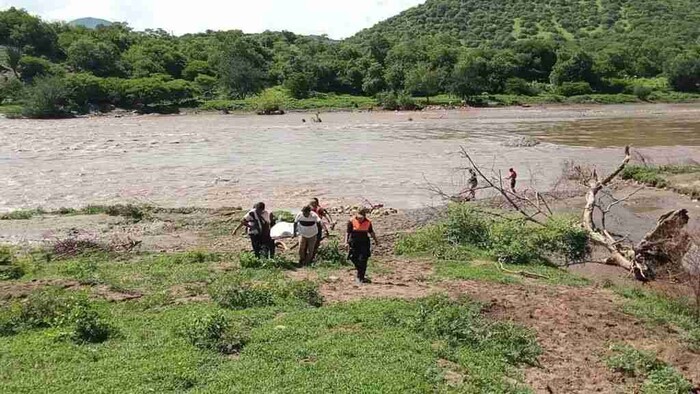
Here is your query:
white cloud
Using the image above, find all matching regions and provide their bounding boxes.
[0,0,425,38]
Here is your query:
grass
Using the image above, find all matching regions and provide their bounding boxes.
[621,164,700,198]
[434,260,590,287]
[605,344,693,393]
[0,104,22,116]
[0,290,540,393]
[0,204,150,221]
[614,286,700,350]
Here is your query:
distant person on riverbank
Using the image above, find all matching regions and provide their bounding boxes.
[241,202,276,258]
[345,208,379,285]
[506,168,517,193]
[461,169,478,200]
[294,205,322,266]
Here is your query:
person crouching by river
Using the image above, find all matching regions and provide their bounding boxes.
[294,205,322,266]
[241,202,276,258]
[345,208,379,285]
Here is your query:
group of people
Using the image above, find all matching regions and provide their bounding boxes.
[238,198,378,284]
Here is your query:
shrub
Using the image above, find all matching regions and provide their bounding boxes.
[605,344,662,377]
[444,205,491,247]
[535,216,590,264]
[557,81,593,96]
[376,91,419,110]
[52,236,105,258]
[633,85,653,101]
[209,274,322,310]
[488,219,540,264]
[252,87,288,115]
[0,246,23,280]
[313,240,348,267]
[504,78,539,96]
[621,166,669,188]
[65,73,109,112]
[0,77,24,104]
[21,76,73,118]
[395,224,448,256]
[642,367,693,394]
[83,204,147,221]
[182,312,248,354]
[70,304,114,343]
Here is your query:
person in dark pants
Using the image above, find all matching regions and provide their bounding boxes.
[506,168,518,193]
[309,198,335,260]
[345,208,379,284]
[240,202,276,258]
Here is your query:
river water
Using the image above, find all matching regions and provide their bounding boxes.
[1,104,699,211]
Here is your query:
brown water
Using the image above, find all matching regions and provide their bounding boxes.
[1,104,699,211]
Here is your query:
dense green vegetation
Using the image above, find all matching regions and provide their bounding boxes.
[2,1,700,117]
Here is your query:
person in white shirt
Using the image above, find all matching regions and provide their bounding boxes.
[294,205,322,266]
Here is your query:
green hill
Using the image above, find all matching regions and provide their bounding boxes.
[69,17,113,29]
[354,0,700,51]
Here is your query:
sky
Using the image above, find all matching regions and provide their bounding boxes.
[0,0,426,39]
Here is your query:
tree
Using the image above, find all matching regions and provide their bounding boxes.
[182,60,213,81]
[0,8,59,58]
[512,39,558,82]
[18,56,57,83]
[216,36,269,99]
[66,37,120,76]
[122,38,186,78]
[550,50,599,86]
[666,52,700,93]
[405,63,440,104]
[449,50,514,100]
[0,46,22,78]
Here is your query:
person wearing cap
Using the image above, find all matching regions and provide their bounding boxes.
[345,208,379,284]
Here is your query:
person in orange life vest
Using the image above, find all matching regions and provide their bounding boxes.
[506,168,517,193]
[345,208,379,284]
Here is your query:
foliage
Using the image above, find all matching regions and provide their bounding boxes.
[208,274,323,310]
[557,82,593,97]
[18,56,59,83]
[621,165,700,198]
[666,52,700,93]
[0,287,115,343]
[216,35,268,98]
[0,246,24,280]
[273,210,295,223]
[376,91,419,110]
[21,76,73,118]
[605,344,693,394]
[181,312,249,354]
[0,77,24,104]
[65,37,120,76]
[313,240,349,267]
[251,87,288,114]
[397,205,589,265]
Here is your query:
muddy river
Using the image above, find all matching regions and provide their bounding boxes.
[1,104,699,211]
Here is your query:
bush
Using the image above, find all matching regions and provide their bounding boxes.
[21,76,73,118]
[0,246,23,280]
[633,85,653,101]
[642,367,693,394]
[252,87,288,115]
[444,205,490,246]
[313,240,348,267]
[52,236,105,258]
[621,166,669,188]
[65,73,109,112]
[182,312,248,354]
[605,344,662,377]
[208,274,322,310]
[395,224,448,256]
[0,77,24,104]
[488,219,540,264]
[83,204,147,221]
[504,78,539,96]
[377,91,420,110]
[0,287,115,342]
[557,81,593,96]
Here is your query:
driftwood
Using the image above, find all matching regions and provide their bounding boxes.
[429,145,691,282]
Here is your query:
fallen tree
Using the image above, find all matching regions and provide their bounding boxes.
[430,146,691,281]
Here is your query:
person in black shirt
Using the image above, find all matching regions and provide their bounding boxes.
[345,208,379,284]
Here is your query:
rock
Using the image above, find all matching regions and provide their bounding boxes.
[502,136,541,148]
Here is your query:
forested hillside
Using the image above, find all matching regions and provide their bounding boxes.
[1,1,700,118]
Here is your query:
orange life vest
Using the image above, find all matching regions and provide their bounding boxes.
[351,218,372,232]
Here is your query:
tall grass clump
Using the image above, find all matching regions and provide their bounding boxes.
[238,252,296,270]
[313,240,349,267]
